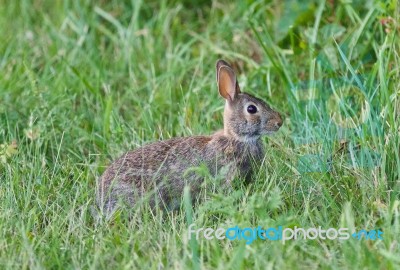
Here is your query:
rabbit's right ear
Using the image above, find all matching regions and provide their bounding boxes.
[216,60,240,102]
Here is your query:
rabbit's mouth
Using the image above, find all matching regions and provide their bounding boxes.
[261,124,282,135]
[262,118,283,134]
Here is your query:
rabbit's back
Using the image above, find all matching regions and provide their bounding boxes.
[97,136,215,211]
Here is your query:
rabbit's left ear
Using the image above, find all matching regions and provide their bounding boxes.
[216,60,241,102]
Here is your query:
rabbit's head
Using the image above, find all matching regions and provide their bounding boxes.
[216,60,283,141]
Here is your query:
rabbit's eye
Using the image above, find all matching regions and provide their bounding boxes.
[247,105,258,114]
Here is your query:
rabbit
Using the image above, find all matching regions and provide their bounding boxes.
[96,59,283,215]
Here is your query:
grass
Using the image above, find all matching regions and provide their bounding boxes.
[0,0,399,269]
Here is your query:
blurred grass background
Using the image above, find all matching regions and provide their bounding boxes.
[0,0,399,269]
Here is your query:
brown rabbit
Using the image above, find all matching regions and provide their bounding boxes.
[97,60,283,215]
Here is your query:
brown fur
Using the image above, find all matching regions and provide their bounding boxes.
[97,60,283,215]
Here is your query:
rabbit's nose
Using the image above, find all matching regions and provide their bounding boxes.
[273,114,283,129]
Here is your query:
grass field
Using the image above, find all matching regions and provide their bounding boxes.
[1,0,399,269]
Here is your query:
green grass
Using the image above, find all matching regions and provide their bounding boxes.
[1,0,399,269]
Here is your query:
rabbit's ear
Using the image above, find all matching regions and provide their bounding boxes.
[216,60,240,102]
